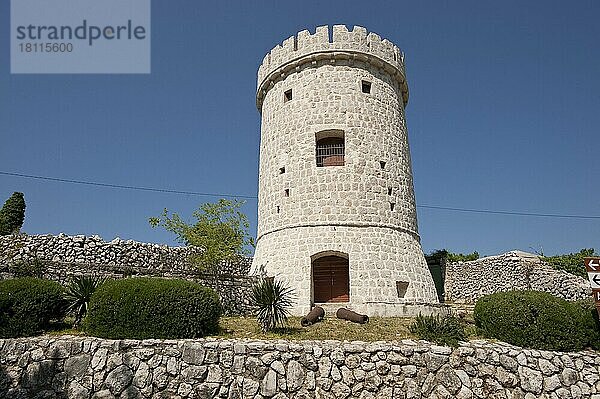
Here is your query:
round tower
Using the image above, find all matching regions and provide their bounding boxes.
[251,25,439,316]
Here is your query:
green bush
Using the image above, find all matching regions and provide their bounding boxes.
[0,278,66,338]
[474,290,598,351]
[409,313,467,347]
[84,278,222,339]
[577,299,600,350]
[7,258,48,278]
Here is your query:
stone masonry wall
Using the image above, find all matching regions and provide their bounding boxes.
[1,336,599,399]
[253,226,440,317]
[0,234,255,315]
[252,25,438,314]
[444,251,591,304]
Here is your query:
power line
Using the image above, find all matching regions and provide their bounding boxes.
[418,205,600,220]
[2,170,599,220]
[0,171,257,200]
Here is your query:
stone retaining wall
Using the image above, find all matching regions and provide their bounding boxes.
[0,336,598,398]
[0,234,255,315]
[444,251,591,304]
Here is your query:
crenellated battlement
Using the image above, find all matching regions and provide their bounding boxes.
[256,25,409,110]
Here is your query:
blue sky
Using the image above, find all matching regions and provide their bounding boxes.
[1,0,598,256]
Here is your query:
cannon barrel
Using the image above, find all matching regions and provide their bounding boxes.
[336,308,369,324]
[301,306,325,327]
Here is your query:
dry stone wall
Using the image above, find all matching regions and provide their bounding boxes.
[0,234,255,315]
[1,336,599,399]
[444,251,591,304]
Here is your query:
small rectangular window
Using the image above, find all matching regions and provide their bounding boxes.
[316,133,345,167]
[284,189,290,197]
[390,202,395,211]
[361,80,371,94]
[284,89,292,102]
[379,161,386,170]
[387,187,393,196]
[279,167,286,174]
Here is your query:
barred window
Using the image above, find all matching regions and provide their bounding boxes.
[316,134,345,167]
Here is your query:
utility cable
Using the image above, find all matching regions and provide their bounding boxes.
[2,170,599,220]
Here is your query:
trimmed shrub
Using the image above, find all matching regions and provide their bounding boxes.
[474,290,597,351]
[409,313,467,347]
[0,278,67,338]
[84,278,222,339]
[574,298,600,350]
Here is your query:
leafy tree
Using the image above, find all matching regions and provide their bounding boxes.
[427,249,479,263]
[149,199,254,274]
[0,192,26,235]
[447,250,479,263]
[542,249,596,279]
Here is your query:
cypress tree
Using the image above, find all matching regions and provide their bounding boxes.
[0,192,26,235]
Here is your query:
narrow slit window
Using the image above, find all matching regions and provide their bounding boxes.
[284,89,292,102]
[390,202,395,211]
[279,167,286,174]
[387,187,393,196]
[396,281,409,298]
[284,189,290,197]
[361,80,372,94]
[276,205,280,213]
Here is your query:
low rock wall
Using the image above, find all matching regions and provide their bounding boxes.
[444,251,591,304]
[0,234,255,315]
[0,336,598,399]
[0,233,250,276]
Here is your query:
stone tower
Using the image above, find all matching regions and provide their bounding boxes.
[251,25,439,316]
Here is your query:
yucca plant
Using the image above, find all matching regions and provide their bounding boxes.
[409,312,466,347]
[251,278,295,332]
[65,275,106,329]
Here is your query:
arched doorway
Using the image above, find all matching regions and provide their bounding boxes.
[312,253,349,303]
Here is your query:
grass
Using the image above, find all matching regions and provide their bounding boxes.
[47,315,480,343]
[214,316,415,341]
[46,317,86,336]
[48,316,416,341]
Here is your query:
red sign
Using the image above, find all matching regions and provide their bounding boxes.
[585,257,600,273]
[593,289,600,303]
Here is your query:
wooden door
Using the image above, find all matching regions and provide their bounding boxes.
[313,256,349,303]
